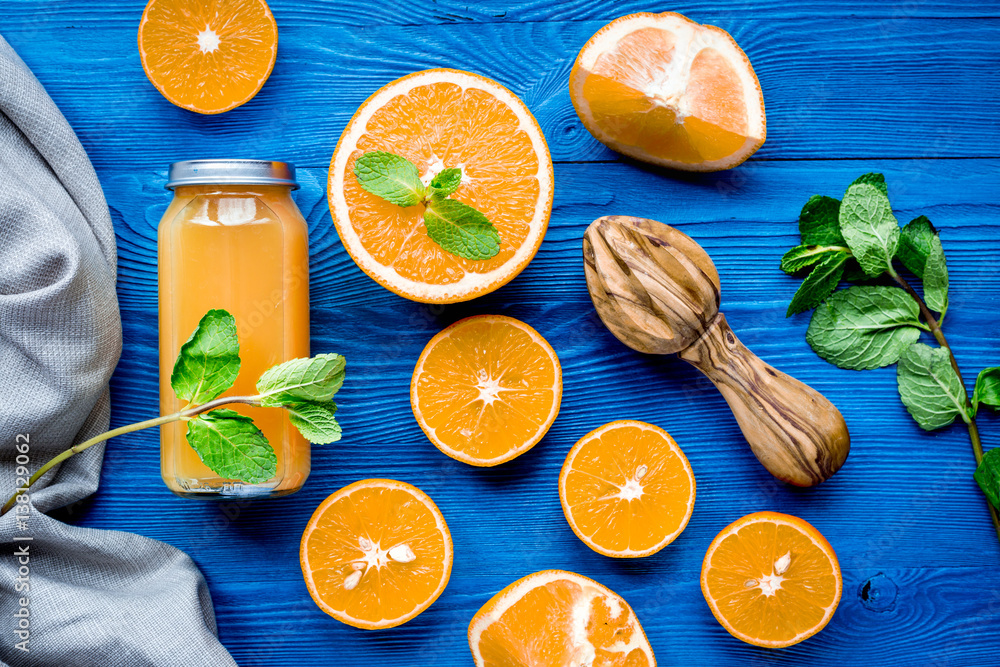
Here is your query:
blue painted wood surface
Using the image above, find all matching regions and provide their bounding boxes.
[5,1,1000,664]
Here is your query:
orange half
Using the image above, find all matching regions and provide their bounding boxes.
[300,479,453,630]
[328,69,554,303]
[411,315,561,466]
[560,421,695,558]
[701,511,842,648]
[570,12,765,171]
[469,570,656,666]
[138,0,278,114]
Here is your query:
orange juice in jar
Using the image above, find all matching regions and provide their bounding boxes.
[158,160,310,498]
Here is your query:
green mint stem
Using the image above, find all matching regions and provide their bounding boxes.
[0,395,261,515]
[889,268,1000,541]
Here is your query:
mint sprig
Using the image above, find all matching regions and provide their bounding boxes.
[798,194,844,245]
[1,309,348,513]
[897,216,937,277]
[257,354,346,405]
[353,151,426,207]
[423,198,500,260]
[897,343,968,430]
[186,409,276,484]
[170,309,241,405]
[785,251,849,316]
[839,174,900,277]
[428,167,462,198]
[805,286,923,369]
[353,151,501,261]
[974,449,1000,511]
[779,173,1000,538]
[973,367,1000,413]
[285,401,342,445]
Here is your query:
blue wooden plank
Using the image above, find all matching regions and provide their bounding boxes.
[7,0,1000,665]
[3,0,997,29]
[4,17,1000,167]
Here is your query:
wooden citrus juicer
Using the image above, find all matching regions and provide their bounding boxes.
[583,215,850,486]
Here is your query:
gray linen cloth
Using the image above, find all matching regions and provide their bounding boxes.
[0,36,237,666]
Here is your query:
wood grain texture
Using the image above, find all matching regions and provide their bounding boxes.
[4,16,1000,168]
[6,2,1000,665]
[3,0,999,28]
[4,0,1000,26]
[584,215,721,355]
[679,313,850,486]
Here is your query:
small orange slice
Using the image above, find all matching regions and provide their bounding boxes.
[138,0,278,114]
[701,511,842,648]
[570,12,765,171]
[328,69,554,303]
[560,421,695,558]
[300,479,453,630]
[411,315,561,466]
[469,570,656,666]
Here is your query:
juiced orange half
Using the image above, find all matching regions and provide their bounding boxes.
[570,12,765,171]
[469,570,656,666]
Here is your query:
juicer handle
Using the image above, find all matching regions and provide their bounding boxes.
[678,313,850,486]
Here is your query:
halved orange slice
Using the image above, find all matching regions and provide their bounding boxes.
[411,315,561,466]
[300,479,453,629]
[560,420,695,558]
[570,12,765,171]
[328,69,554,303]
[138,0,278,114]
[701,511,842,648]
[468,570,656,666]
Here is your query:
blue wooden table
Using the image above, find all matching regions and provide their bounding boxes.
[5,1,1000,664]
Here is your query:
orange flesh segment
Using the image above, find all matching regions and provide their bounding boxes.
[346,83,540,285]
[571,14,764,170]
[138,0,276,113]
[472,572,654,666]
[413,316,560,464]
[301,481,451,628]
[562,422,694,556]
[585,28,749,164]
[702,513,841,647]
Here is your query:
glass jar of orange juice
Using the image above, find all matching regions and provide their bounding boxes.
[158,160,310,498]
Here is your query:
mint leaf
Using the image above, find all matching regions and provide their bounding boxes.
[839,174,899,277]
[256,353,346,406]
[842,260,873,283]
[897,216,937,278]
[852,172,888,195]
[786,251,848,316]
[428,168,462,198]
[923,235,948,314]
[897,343,968,430]
[354,152,425,207]
[353,154,500,260]
[170,309,240,405]
[799,195,845,245]
[781,245,848,274]
[423,198,500,260]
[186,409,276,484]
[806,286,923,369]
[973,367,1000,413]
[974,448,1000,511]
[286,401,341,444]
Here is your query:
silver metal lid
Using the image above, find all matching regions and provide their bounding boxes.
[166,159,299,190]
